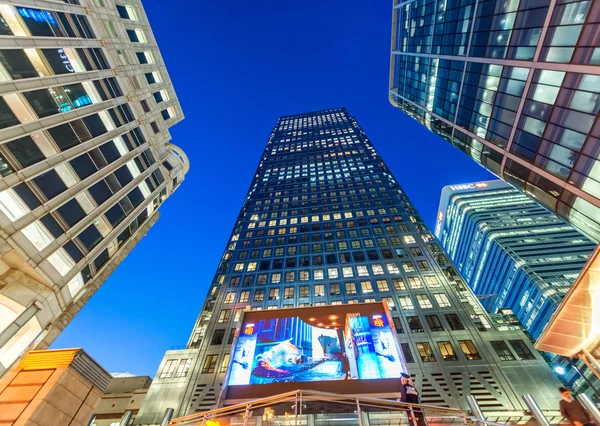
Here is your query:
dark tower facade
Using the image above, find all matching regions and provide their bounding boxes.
[135,108,560,425]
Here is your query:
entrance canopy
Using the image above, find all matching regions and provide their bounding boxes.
[535,245,600,365]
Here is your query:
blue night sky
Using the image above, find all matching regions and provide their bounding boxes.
[51,0,494,376]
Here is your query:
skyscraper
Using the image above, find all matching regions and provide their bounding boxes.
[435,180,596,339]
[389,0,600,241]
[435,180,599,399]
[135,108,560,425]
[0,0,187,376]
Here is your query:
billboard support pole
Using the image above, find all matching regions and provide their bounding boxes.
[243,403,251,426]
[355,397,364,426]
[294,391,299,426]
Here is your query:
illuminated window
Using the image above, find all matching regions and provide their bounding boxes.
[220,354,230,373]
[174,359,191,377]
[392,278,406,290]
[361,281,373,293]
[459,340,481,360]
[269,288,279,300]
[314,285,325,296]
[399,296,414,310]
[434,293,451,307]
[239,291,250,303]
[376,279,389,292]
[416,294,433,309]
[408,277,423,289]
[437,342,458,361]
[217,309,230,323]
[224,292,235,304]
[254,290,264,302]
[345,282,357,294]
[201,355,218,373]
[416,342,435,362]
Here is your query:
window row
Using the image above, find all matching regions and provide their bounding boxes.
[0,103,137,179]
[0,77,124,130]
[0,6,95,39]
[0,47,110,82]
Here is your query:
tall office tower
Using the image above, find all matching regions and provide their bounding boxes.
[435,180,596,339]
[436,180,599,398]
[135,108,560,425]
[389,0,600,242]
[0,0,188,376]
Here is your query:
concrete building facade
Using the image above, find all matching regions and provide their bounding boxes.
[91,374,152,426]
[0,0,188,376]
[0,348,111,426]
[134,108,561,425]
[389,0,600,242]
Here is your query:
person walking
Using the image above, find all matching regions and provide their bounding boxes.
[559,387,596,426]
[398,373,427,426]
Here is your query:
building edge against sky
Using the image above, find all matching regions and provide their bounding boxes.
[435,179,599,399]
[0,0,188,376]
[389,0,600,242]
[134,108,561,425]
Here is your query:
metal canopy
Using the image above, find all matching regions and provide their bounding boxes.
[535,245,600,359]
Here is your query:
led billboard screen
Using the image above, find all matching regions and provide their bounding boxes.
[222,303,406,402]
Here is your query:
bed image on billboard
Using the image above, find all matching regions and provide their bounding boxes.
[225,303,406,389]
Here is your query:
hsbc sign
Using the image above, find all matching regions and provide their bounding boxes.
[449,182,489,191]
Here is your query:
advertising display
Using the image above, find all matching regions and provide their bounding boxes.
[222,302,406,402]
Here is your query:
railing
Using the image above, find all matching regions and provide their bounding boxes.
[169,389,499,426]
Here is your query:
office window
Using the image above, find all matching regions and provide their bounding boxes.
[345,282,357,294]
[174,359,191,378]
[392,278,406,290]
[299,285,309,297]
[315,284,325,296]
[416,294,433,309]
[150,121,160,133]
[408,277,422,289]
[220,354,231,373]
[424,276,440,288]
[401,343,414,363]
[224,292,235,304]
[201,354,218,373]
[491,341,516,361]
[509,340,536,360]
[376,279,389,292]
[398,296,414,310]
[434,293,451,307]
[361,281,373,293]
[425,315,444,332]
[438,342,458,361]
[445,314,464,330]
[159,359,177,378]
[393,317,404,333]
[254,290,264,302]
[0,49,38,79]
[239,291,250,303]
[416,342,435,362]
[211,329,225,345]
[284,287,294,299]
[269,288,279,300]
[459,340,481,360]
[217,309,230,323]
[407,316,424,333]
[330,283,341,295]
[385,297,396,310]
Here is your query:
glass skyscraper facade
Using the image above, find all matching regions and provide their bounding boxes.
[389,0,600,242]
[435,179,598,397]
[0,0,187,376]
[436,180,596,339]
[135,108,561,425]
